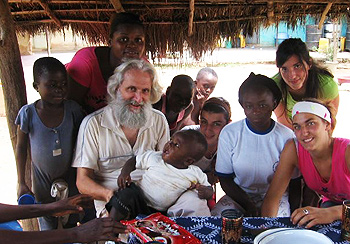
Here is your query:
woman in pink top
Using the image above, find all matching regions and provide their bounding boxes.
[66,12,146,113]
[262,99,350,228]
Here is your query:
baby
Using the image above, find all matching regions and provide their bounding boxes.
[108,130,213,220]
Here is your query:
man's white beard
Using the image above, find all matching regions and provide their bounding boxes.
[112,91,151,129]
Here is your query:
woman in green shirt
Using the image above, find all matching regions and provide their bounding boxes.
[272,38,339,129]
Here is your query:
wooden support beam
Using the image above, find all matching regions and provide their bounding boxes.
[15,12,298,26]
[267,0,274,25]
[318,2,332,30]
[38,0,63,27]
[109,0,124,13]
[188,0,195,36]
[0,2,39,233]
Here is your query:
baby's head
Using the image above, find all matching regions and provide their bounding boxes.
[162,130,207,169]
[195,68,218,99]
[166,75,195,113]
[238,72,282,131]
[33,57,67,91]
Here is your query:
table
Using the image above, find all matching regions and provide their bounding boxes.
[173,216,346,244]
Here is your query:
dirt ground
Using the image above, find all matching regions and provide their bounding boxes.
[1,47,350,205]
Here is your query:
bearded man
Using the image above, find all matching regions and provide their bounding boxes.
[72,59,169,217]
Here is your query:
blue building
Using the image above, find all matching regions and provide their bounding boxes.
[246,15,348,49]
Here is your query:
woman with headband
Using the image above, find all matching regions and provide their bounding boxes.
[262,99,350,228]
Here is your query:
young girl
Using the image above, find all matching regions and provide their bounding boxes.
[273,38,339,129]
[262,99,350,228]
[213,72,294,217]
[66,12,146,113]
[15,57,85,230]
[153,75,195,135]
[183,68,218,126]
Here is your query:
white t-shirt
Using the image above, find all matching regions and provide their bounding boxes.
[72,104,170,215]
[136,151,211,211]
[216,119,294,205]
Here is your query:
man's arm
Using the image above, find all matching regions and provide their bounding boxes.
[76,167,114,203]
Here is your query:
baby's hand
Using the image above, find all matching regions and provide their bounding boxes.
[195,88,206,103]
[189,181,198,190]
[117,173,131,190]
[196,184,214,199]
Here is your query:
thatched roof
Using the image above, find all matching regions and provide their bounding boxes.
[8,0,350,59]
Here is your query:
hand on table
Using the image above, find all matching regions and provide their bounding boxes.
[291,206,342,228]
[74,217,129,242]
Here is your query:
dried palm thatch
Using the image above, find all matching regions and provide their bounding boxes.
[8,0,350,59]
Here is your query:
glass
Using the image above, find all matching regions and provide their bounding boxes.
[342,200,350,241]
[221,209,244,244]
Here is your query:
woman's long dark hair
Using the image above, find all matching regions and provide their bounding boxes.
[276,38,333,116]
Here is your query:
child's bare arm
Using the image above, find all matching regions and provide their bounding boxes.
[15,126,32,197]
[195,184,214,200]
[118,156,137,189]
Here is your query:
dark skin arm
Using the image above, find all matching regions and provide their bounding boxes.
[15,126,33,197]
[0,194,93,223]
[66,75,92,114]
[189,183,214,200]
[219,176,259,216]
[190,90,206,125]
[171,104,194,134]
[117,156,137,190]
[0,217,128,244]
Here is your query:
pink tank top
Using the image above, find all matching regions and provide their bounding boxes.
[298,138,350,203]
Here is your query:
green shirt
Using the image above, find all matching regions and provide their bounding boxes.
[272,72,339,119]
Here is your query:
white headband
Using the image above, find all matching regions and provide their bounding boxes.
[292,101,331,123]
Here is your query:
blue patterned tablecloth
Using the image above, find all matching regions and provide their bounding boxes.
[173,216,347,244]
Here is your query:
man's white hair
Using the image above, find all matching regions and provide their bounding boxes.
[107,59,162,104]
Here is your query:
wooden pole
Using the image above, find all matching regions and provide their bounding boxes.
[332,18,338,62]
[0,0,38,231]
[38,0,63,27]
[188,0,195,36]
[45,26,51,56]
[267,0,274,25]
[109,0,124,13]
[318,2,332,30]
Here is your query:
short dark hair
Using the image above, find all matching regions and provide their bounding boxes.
[238,72,282,109]
[109,12,144,38]
[177,130,207,161]
[201,97,231,123]
[33,57,66,88]
[170,75,195,90]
